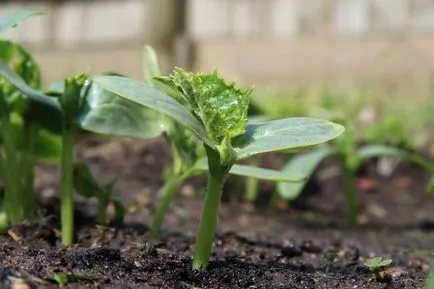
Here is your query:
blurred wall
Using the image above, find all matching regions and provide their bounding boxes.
[1,0,434,88]
[189,0,434,88]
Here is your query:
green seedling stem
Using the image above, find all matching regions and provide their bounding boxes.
[59,74,86,245]
[342,164,357,226]
[150,174,184,237]
[60,127,76,245]
[244,157,259,202]
[193,145,230,270]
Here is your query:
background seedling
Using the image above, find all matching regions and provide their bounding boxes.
[364,257,393,270]
[278,121,434,225]
[0,11,62,230]
[91,63,344,270]
[73,162,124,225]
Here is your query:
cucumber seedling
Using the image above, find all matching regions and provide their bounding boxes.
[0,9,61,230]
[142,46,308,237]
[91,63,344,270]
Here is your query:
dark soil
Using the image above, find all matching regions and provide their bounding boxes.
[1,137,434,289]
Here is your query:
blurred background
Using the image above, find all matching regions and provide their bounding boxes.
[1,0,434,148]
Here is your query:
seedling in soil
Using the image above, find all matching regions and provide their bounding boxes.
[141,46,308,237]
[0,10,62,230]
[91,61,344,269]
[278,121,434,226]
[364,257,394,281]
[73,162,124,225]
[364,257,393,270]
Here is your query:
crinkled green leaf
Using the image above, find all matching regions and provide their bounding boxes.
[155,68,251,144]
[0,8,45,33]
[191,158,305,182]
[93,75,213,147]
[79,81,168,139]
[277,146,336,200]
[233,117,344,160]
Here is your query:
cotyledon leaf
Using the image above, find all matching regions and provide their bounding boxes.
[192,158,305,182]
[0,63,59,110]
[233,117,344,160]
[0,8,45,33]
[277,146,336,200]
[93,75,214,148]
[79,81,168,139]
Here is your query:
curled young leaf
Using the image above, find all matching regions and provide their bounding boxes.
[156,68,252,144]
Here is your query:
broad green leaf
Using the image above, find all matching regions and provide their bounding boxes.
[79,81,168,139]
[233,117,344,160]
[93,75,213,147]
[191,158,305,182]
[0,63,59,110]
[277,146,336,200]
[0,8,45,33]
[355,145,434,174]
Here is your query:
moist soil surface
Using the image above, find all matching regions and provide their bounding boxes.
[1,137,434,289]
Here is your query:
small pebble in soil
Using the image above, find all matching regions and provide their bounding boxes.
[281,241,303,258]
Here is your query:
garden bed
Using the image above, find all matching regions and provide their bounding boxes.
[1,137,433,288]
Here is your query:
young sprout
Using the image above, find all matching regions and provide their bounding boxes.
[92,66,344,270]
[364,257,393,270]
[58,74,88,245]
[0,16,62,230]
[140,46,304,237]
